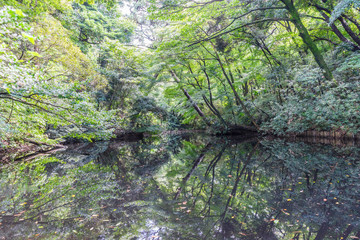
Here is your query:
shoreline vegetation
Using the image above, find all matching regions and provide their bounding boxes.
[2,128,360,163]
[1,0,359,161]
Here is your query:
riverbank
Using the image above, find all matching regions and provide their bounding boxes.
[0,129,145,163]
[0,143,59,163]
[3,127,360,163]
[272,130,360,147]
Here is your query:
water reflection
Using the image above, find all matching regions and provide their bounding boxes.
[0,134,360,239]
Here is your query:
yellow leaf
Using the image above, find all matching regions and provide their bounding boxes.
[27,51,42,58]
[22,33,35,45]
[15,9,25,17]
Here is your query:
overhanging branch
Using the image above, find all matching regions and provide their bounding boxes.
[188,18,292,47]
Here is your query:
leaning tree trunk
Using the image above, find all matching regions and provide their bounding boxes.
[169,70,212,126]
[281,0,334,81]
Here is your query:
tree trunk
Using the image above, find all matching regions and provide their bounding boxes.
[210,47,260,130]
[338,16,360,47]
[282,0,334,81]
[316,9,359,50]
[169,70,212,126]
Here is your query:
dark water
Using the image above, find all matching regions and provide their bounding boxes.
[1,134,360,240]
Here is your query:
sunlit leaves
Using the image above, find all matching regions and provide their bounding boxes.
[21,33,35,44]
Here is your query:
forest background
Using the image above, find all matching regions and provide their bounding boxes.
[0,0,359,151]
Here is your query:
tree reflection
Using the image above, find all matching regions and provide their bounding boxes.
[0,135,360,239]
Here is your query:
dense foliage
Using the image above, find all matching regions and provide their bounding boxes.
[143,0,360,134]
[1,0,360,149]
[0,1,133,148]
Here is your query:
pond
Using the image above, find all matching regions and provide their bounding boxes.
[0,134,360,239]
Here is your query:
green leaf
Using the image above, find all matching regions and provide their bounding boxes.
[22,33,35,44]
[27,51,42,58]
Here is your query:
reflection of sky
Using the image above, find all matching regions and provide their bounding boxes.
[141,219,161,239]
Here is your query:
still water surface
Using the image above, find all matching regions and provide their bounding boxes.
[0,134,360,239]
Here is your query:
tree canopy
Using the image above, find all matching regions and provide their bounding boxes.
[1,0,359,149]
